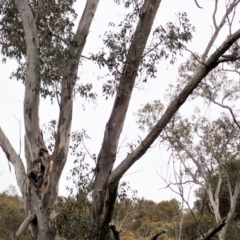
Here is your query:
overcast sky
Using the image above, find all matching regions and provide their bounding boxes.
[0,0,237,203]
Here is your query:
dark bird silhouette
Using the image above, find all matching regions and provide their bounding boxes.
[222,47,238,60]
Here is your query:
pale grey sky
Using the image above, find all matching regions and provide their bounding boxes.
[0,0,238,203]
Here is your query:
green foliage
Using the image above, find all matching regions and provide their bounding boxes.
[0,187,31,240]
[91,6,194,98]
[1,0,76,71]
[180,210,216,240]
[112,198,180,239]
[159,111,240,239]
[55,195,95,240]
[55,196,180,239]
[184,179,240,240]
[0,0,96,102]
[135,100,164,131]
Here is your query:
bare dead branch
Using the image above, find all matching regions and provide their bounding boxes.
[212,0,218,30]
[173,166,206,240]
[119,209,138,228]
[222,68,240,76]
[186,48,208,68]
[226,0,238,35]
[81,55,91,60]
[202,0,240,62]
[82,137,97,164]
[111,28,240,184]
[159,160,206,240]
[167,130,207,183]
[150,229,167,240]
[0,127,26,193]
[194,0,202,9]
[196,218,226,240]
[16,213,36,237]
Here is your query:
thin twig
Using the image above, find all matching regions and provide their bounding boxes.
[186,48,209,68]
[13,115,22,157]
[213,0,218,30]
[194,0,202,9]
[211,99,240,129]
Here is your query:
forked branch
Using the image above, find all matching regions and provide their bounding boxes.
[53,0,99,170]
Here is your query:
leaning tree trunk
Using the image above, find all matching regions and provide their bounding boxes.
[0,0,99,239]
[92,0,162,238]
[91,0,240,238]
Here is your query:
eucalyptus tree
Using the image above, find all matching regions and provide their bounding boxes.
[1,0,240,240]
[161,113,240,240]
[0,0,99,239]
[144,48,240,239]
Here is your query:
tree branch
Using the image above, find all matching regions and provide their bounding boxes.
[16,213,36,237]
[210,99,240,130]
[202,0,240,62]
[150,229,166,240]
[109,223,121,240]
[196,218,226,240]
[194,0,202,9]
[53,0,99,177]
[0,127,26,193]
[111,28,240,183]
[212,0,218,30]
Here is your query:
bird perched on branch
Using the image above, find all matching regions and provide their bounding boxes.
[222,46,239,60]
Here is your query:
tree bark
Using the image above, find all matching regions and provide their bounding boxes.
[0,0,99,239]
[92,0,162,239]
[1,1,240,240]
[92,3,240,239]
[150,229,166,240]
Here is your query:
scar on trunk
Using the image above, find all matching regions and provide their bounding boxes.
[28,148,53,189]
